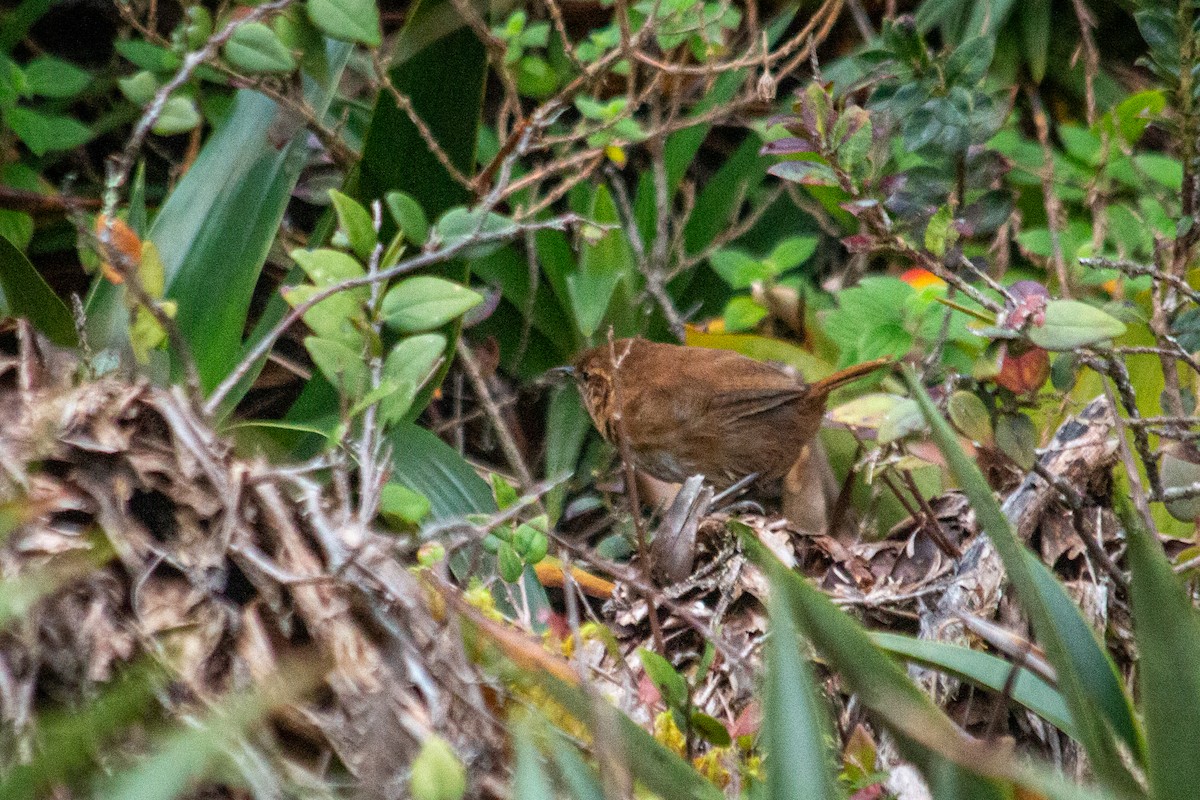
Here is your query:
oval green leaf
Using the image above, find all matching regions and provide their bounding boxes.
[1027,299,1127,350]
[151,95,201,136]
[381,276,482,333]
[307,0,382,46]
[223,22,297,74]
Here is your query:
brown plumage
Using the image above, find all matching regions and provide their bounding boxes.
[571,338,888,489]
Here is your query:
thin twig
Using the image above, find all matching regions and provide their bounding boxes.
[456,338,537,493]
[205,215,577,415]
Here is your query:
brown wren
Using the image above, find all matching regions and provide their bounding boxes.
[566,338,889,493]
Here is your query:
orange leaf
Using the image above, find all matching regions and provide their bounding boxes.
[94,214,141,284]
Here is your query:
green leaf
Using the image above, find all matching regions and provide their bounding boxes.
[994,412,1036,470]
[5,107,92,155]
[0,234,76,347]
[378,481,431,527]
[96,44,353,403]
[1027,300,1127,350]
[385,191,429,245]
[115,39,181,72]
[285,248,368,346]
[118,71,158,106]
[0,54,26,108]
[1120,498,1200,800]
[763,589,840,799]
[23,56,90,98]
[925,204,956,257]
[945,35,995,83]
[639,649,688,709]
[1107,90,1166,147]
[721,295,768,332]
[381,276,483,333]
[379,333,446,424]
[766,159,840,186]
[516,55,557,99]
[543,386,590,522]
[947,390,994,446]
[689,711,731,747]
[872,632,1073,737]
[434,207,517,259]
[1018,0,1050,83]
[328,189,377,261]
[545,729,604,800]
[386,422,495,520]
[224,22,297,74]
[567,184,633,337]
[511,719,555,800]
[307,0,382,46]
[1161,452,1200,521]
[410,735,467,800]
[292,246,366,285]
[283,283,366,348]
[151,95,201,136]
[497,541,523,582]
[710,249,772,289]
[768,235,818,272]
[878,397,926,444]
[305,336,367,397]
[491,473,519,510]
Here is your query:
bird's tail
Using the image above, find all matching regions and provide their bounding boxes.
[808,357,892,397]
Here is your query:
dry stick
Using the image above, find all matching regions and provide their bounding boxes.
[542,522,747,665]
[1085,256,1200,306]
[983,644,1032,742]
[355,207,390,525]
[605,333,665,653]
[1026,89,1071,297]
[455,338,537,493]
[880,471,957,559]
[1027,461,1129,592]
[1102,378,1162,541]
[204,215,576,415]
[1096,352,1163,495]
[899,469,962,559]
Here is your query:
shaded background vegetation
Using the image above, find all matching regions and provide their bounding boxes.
[6,0,1200,798]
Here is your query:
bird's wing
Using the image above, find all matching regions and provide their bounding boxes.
[703,387,807,427]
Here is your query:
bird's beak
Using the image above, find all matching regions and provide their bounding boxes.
[544,365,576,384]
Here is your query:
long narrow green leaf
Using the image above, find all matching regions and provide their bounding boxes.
[546,728,605,800]
[1119,497,1200,800]
[543,386,592,523]
[533,673,724,800]
[386,422,495,520]
[513,719,557,800]
[86,43,353,392]
[0,233,76,346]
[901,367,1142,795]
[763,590,840,799]
[871,632,1073,737]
